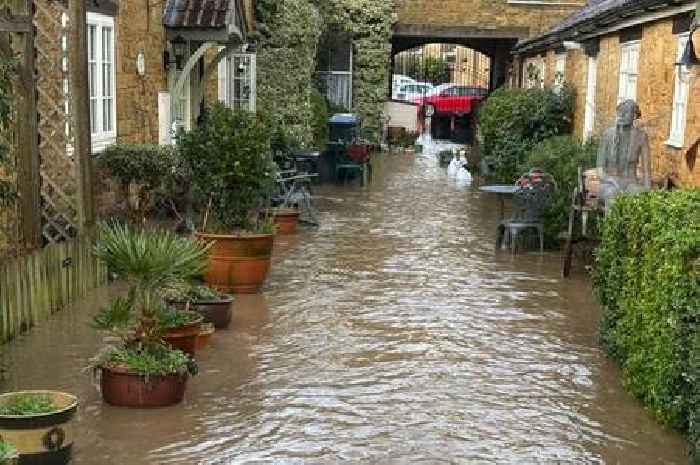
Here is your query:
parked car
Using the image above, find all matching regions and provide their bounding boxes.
[392,74,416,99]
[395,82,433,101]
[413,84,488,117]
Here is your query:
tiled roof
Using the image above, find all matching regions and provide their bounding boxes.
[163,0,230,29]
[514,0,691,53]
[550,0,629,33]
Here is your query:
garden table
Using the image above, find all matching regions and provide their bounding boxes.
[479,184,518,220]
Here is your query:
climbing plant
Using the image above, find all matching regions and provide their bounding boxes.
[255,0,323,148]
[319,0,396,138]
[0,54,17,207]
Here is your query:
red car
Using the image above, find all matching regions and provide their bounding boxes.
[413,84,488,117]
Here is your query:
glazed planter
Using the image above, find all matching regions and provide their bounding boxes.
[162,315,204,356]
[196,324,215,351]
[0,391,78,465]
[272,208,300,235]
[197,233,274,294]
[100,366,187,408]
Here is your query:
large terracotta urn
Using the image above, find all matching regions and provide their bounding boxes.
[197,233,274,294]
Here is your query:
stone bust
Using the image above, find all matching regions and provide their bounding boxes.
[597,99,652,207]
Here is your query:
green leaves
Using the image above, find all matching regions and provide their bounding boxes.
[177,104,276,232]
[478,85,575,182]
[593,190,700,453]
[95,222,211,290]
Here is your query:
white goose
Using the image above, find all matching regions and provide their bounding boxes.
[456,161,473,185]
[447,154,460,177]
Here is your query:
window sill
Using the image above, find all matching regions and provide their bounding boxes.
[92,135,117,154]
[665,139,685,150]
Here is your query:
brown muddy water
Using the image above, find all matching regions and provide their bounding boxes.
[1,153,687,464]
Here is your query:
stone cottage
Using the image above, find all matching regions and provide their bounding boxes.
[512,0,700,188]
[84,0,256,152]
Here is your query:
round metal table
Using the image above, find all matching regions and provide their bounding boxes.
[479,184,518,220]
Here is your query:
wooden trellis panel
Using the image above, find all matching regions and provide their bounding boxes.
[34,0,78,243]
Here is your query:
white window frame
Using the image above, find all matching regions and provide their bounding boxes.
[86,12,116,153]
[583,55,598,141]
[218,53,257,112]
[667,32,690,148]
[618,40,640,103]
[554,53,567,92]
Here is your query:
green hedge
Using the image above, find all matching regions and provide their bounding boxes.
[477,85,574,182]
[593,190,700,460]
[520,136,597,242]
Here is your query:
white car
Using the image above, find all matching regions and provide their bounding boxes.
[395,82,433,101]
[392,74,416,99]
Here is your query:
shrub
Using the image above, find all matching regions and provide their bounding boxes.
[177,104,276,232]
[310,87,329,150]
[97,144,188,224]
[520,136,597,242]
[593,190,700,459]
[477,85,575,182]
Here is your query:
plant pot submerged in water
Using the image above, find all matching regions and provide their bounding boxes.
[0,391,77,465]
[91,223,209,408]
[272,208,300,234]
[178,105,278,294]
[197,233,274,294]
[162,284,234,329]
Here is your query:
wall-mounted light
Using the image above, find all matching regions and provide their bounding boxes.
[164,36,187,71]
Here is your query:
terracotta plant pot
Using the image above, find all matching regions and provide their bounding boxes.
[100,367,187,408]
[196,323,215,350]
[162,316,204,356]
[272,208,301,235]
[197,233,274,294]
[0,391,78,465]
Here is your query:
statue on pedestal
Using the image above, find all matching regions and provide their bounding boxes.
[596,99,652,209]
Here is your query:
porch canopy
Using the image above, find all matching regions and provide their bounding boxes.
[162,0,252,120]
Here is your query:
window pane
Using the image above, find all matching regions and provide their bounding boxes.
[90,99,97,133]
[103,98,112,132]
[88,25,96,60]
[102,27,112,62]
[103,63,112,97]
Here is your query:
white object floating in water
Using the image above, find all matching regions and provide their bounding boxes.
[456,165,473,185]
[447,157,459,177]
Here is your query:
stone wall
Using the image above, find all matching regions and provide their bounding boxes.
[558,16,699,187]
[114,0,168,145]
[396,0,586,37]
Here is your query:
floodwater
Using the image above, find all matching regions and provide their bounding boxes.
[1,152,687,464]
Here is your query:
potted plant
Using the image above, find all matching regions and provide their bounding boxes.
[90,222,211,408]
[178,104,277,294]
[161,283,234,329]
[0,440,17,465]
[0,391,77,464]
[159,307,204,356]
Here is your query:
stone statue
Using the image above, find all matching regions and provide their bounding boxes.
[597,99,652,209]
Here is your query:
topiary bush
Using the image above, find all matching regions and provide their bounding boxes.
[593,190,700,460]
[477,85,575,182]
[520,135,597,243]
[310,87,329,150]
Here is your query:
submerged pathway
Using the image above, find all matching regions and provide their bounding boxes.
[2,153,687,463]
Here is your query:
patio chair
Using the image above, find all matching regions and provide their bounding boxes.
[496,173,555,254]
[562,166,603,277]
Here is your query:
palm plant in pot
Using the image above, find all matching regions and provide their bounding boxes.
[178,104,277,294]
[90,222,210,408]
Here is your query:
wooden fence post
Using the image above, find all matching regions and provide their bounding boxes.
[15,0,41,249]
[68,0,95,236]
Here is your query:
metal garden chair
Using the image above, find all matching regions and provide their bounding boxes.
[496,173,556,254]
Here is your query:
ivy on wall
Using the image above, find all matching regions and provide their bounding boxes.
[255,0,323,148]
[255,0,396,144]
[320,0,396,136]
